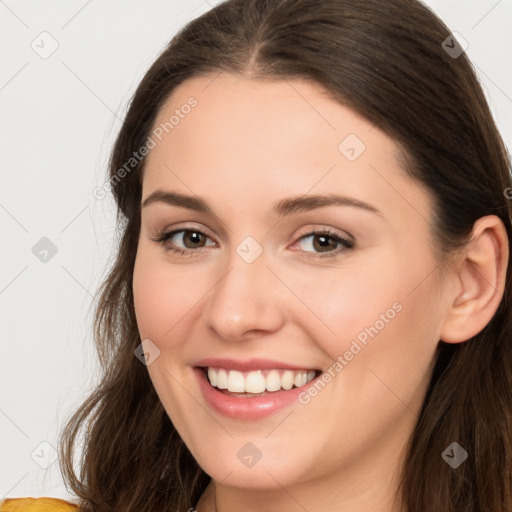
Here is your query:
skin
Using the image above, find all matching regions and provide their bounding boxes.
[132,72,508,512]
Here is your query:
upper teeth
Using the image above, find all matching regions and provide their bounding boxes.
[207,367,317,393]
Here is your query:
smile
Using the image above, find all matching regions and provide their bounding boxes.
[205,367,318,395]
[192,359,322,419]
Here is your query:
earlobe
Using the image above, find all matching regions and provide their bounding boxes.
[440,215,509,344]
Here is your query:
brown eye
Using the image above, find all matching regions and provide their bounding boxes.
[180,231,208,248]
[295,230,355,258]
[156,229,216,253]
[312,234,339,252]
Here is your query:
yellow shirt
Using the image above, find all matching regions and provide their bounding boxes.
[0,498,78,511]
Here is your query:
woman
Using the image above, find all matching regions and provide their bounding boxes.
[3,0,511,510]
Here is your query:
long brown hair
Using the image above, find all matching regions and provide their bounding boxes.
[59,0,512,510]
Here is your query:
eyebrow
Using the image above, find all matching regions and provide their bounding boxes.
[141,189,383,218]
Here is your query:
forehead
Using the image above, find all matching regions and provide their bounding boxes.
[141,72,431,224]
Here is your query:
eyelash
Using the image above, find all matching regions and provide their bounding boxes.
[152,227,355,259]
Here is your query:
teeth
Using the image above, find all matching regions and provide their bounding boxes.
[206,367,318,393]
[227,370,245,392]
[207,367,217,387]
[281,370,294,390]
[245,371,266,393]
[216,369,228,389]
[266,369,281,392]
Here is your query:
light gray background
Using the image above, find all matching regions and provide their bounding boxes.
[1,0,511,501]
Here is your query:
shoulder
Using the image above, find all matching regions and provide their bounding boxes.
[0,498,78,512]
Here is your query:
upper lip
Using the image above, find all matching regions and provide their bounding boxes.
[193,358,320,372]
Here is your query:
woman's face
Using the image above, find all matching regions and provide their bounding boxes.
[133,73,449,498]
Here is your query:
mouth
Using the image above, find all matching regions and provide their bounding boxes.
[198,366,322,398]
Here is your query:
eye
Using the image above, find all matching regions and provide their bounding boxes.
[154,228,216,256]
[293,229,354,258]
[152,226,354,259]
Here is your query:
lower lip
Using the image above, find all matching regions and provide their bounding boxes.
[193,367,316,420]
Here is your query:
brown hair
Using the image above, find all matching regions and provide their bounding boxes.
[59,0,512,510]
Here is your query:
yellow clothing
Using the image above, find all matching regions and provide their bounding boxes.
[0,498,78,511]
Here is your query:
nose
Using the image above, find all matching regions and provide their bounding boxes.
[202,246,287,342]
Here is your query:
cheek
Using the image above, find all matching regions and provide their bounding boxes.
[283,257,400,359]
[132,247,201,343]
[133,242,215,351]
[287,250,440,386]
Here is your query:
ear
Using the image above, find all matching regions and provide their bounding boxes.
[440,215,509,343]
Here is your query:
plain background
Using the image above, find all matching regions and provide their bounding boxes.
[1,0,511,501]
